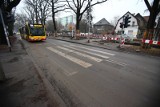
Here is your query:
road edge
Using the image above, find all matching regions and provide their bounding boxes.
[19,40,67,107]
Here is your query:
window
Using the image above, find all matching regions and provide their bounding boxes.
[128,30,133,35]
[132,21,135,27]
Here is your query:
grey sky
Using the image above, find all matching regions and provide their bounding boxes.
[92,0,149,23]
[16,0,150,23]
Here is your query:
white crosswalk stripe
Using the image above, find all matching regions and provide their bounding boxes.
[70,45,115,56]
[57,46,102,62]
[105,59,127,66]
[47,47,92,68]
[60,45,127,66]
[63,45,110,59]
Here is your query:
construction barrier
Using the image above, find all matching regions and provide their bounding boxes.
[142,39,160,45]
[79,34,130,44]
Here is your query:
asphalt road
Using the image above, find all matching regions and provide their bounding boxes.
[24,38,160,107]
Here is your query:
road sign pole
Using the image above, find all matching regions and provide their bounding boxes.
[0,8,11,52]
[119,16,125,48]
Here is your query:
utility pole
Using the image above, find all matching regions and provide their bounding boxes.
[71,15,74,38]
[88,0,91,43]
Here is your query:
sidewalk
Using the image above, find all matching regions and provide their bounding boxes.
[50,36,160,57]
[0,38,58,107]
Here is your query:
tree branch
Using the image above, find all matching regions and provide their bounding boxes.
[144,0,151,12]
[6,0,21,12]
[91,0,107,7]
[55,8,68,13]
[66,0,76,13]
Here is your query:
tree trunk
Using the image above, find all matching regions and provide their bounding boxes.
[75,10,83,39]
[146,6,158,40]
[75,14,81,39]
[142,0,160,48]
[35,5,38,24]
[52,13,57,37]
[35,11,38,23]
[76,16,80,31]
[51,0,57,37]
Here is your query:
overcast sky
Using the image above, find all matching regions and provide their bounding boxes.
[16,0,150,23]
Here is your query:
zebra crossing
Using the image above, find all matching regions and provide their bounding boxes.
[46,45,126,69]
[57,46,102,62]
[47,47,92,68]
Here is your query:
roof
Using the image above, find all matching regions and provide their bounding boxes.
[94,18,111,26]
[115,11,135,28]
[117,11,135,22]
[115,11,149,29]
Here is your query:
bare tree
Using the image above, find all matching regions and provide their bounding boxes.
[46,20,54,32]
[142,0,160,48]
[38,0,51,25]
[65,0,108,33]
[14,13,28,31]
[25,0,39,23]
[24,0,51,24]
[6,0,21,12]
[80,19,89,33]
[24,6,35,24]
[79,8,93,33]
[144,0,160,31]
[15,13,28,27]
[110,16,120,27]
[0,0,21,44]
[49,0,66,36]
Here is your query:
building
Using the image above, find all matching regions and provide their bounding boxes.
[153,13,160,41]
[93,18,114,34]
[115,11,148,39]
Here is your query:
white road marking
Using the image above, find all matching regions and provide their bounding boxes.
[47,47,92,68]
[50,42,127,67]
[57,46,102,62]
[105,59,127,66]
[62,70,78,76]
[67,71,78,76]
[64,46,110,59]
[70,45,115,56]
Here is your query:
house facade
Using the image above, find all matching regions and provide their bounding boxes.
[93,18,114,34]
[153,13,160,41]
[115,12,148,39]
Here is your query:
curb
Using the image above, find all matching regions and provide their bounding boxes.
[19,40,67,107]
